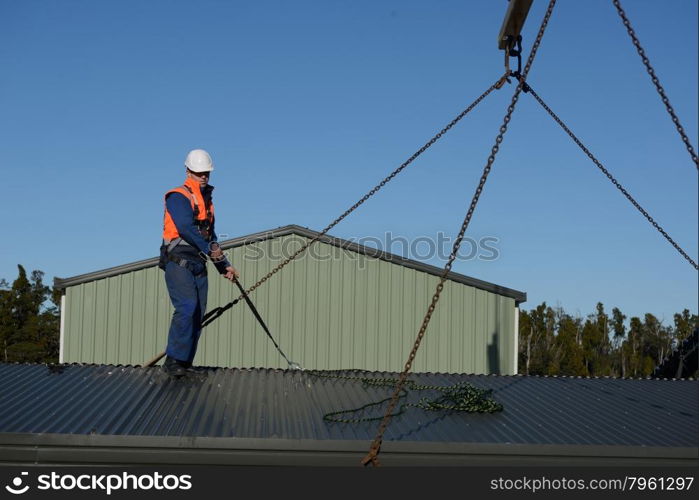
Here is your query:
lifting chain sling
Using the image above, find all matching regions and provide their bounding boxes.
[612,0,699,169]
[508,72,698,271]
[143,74,508,367]
[311,371,503,423]
[361,0,559,467]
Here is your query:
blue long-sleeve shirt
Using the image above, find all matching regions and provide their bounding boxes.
[166,188,230,274]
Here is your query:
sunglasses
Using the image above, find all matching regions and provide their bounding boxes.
[188,169,210,178]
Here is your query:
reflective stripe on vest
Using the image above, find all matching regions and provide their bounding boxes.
[162,177,215,243]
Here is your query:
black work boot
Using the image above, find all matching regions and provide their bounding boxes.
[162,356,186,378]
[182,361,206,373]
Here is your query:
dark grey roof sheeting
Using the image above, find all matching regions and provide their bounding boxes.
[53,224,527,304]
[0,363,696,465]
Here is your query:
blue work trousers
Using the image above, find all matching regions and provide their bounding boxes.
[165,260,208,364]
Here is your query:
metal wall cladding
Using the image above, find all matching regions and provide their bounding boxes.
[63,234,516,373]
[0,363,696,449]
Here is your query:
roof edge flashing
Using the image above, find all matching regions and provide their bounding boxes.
[53,224,526,303]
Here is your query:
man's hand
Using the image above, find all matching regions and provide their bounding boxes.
[223,266,239,282]
[210,246,225,263]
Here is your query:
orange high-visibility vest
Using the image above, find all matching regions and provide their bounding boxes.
[162,177,215,244]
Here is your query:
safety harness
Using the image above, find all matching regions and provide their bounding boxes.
[160,181,215,274]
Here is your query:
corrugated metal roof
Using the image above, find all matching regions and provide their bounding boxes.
[0,363,695,450]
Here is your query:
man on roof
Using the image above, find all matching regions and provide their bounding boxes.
[159,148,239,377]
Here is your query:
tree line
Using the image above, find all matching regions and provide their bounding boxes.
[0,265,60,363]
[0,265,697,376]
[519,302,698,378]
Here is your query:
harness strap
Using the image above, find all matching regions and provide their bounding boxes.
[181,184,213,220]
[167,254,207,277]
[165,237,183,253]
[181,184,201,218]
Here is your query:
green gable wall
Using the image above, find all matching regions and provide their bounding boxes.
[62,233,518,374]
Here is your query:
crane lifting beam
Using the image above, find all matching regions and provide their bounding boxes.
[497,0,534,50]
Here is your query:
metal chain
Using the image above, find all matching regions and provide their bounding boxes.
[361,0,559,467]
[230,75,509,303]
[518,77,698,270]
[612,0,699,169]
[309,371,502,424]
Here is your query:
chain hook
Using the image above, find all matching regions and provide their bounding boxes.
[502,35,523,86]
[507,35,531,93]
[502,35,514,82]
[510,35,523,76]
[509,69,531,94]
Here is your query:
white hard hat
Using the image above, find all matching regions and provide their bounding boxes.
[184,149,214,172]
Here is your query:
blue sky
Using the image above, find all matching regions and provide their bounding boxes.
[1,0,697,325]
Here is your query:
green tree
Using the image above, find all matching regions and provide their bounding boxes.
[625,313,677,378]
[523,303,556,375]
[0,278,10,361]
[518,308,534,375]
[520,302,696,378]
[0,265,59,363]
[580,302,613,376]
[641,313,674,374]
[622,316,654,377]
[518,302,561,375]
[554,314,586,376]
[673,309,698,341]
[611,307,627,377]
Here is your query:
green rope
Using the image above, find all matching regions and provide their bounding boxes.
[305,371,503,424]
